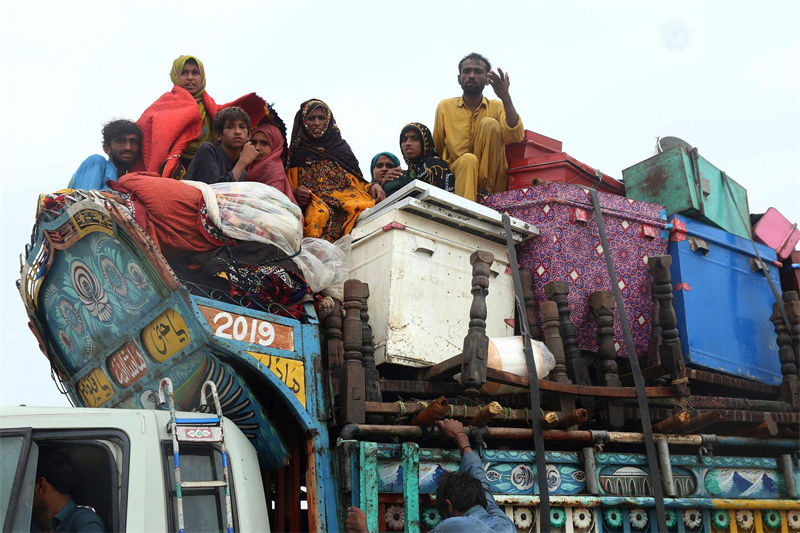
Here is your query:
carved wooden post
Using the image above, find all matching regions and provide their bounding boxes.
[590,290,624,428]
[360,281,383,423]
[461,251,493,397]
[646,279,668,387]
[648,256,690,397]
[544,281,592,388]
[520,269,543,340]
[774,291,800,408]
[646,279,662,368]
[540,301,575,417]
[322,298,344,399]
[785,291,800,360]
[341,280,366,424]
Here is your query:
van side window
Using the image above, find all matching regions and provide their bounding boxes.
[162,443,237,533]
[1,429,127,533]
[0,431,38,532]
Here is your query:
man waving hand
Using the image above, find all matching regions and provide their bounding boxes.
[433,53,524,201]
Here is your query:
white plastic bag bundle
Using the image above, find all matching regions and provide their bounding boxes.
[184,181,350,297]
[294,236,351,299]
[191,181,303,254]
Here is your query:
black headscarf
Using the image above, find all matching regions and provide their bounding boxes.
[287,99,363,179]
[399,123,455,192]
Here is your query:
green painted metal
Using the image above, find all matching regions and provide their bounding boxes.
[402,442,420,533]
[359,442,379,533]
[622,145,751,239]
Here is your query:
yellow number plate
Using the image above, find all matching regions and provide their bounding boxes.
[141,309,191,362]
[77,368,114,408]
[246,351,306,407]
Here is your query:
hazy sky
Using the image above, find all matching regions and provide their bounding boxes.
[1,1,798,407]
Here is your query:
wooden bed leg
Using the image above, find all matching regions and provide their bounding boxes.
[545,281,595,414]
[648,256,690,398]
[590,290,624,428]
[342,280,366,424]
[359,282,383,423]
[540,301,576,419]
[322,298,344,404]
[645,278,668,387]
[520,269,543,340]
[461,251,493,397]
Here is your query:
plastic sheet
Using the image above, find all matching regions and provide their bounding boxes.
[187,181,303,254]
[294,235,351,299]
[185,181,350,298]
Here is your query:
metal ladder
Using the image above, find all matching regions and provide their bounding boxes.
[159,378,234,533]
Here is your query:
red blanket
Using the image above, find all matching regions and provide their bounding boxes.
[137,86,267,178]
[109,173,223,252]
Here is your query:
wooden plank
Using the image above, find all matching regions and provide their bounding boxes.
[417,353,463,381]
[687,368,780,395]
[402,442,420,533]
[619,365,666,385]
[641,407,800,427]
[289,445,301,532]
[486,368,675,398]
[379,379,462,396]
[304,439,319,533]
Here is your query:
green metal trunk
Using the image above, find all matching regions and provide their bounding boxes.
[622,146,751,239]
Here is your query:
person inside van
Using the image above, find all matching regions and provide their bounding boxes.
[31,449,104,532]
[184,107,258,184]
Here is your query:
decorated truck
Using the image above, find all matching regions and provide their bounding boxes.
[7,135,800,532]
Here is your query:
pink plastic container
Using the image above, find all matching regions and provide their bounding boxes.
[752,207,799,259]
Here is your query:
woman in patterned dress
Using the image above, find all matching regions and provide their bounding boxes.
[286,99,385,241]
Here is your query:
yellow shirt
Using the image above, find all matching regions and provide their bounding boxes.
[433,96,524,165]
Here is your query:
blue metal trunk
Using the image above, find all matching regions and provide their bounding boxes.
[667,215,782,384]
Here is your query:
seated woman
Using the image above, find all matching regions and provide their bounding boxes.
[370,152,402,188]
[137,54,267,178]
[247,115,298,206]
[286,99,385,241]
[383,122,456,196]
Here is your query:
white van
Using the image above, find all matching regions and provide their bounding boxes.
[0,406,269,532]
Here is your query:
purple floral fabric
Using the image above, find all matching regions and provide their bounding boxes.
[481,184,668,357]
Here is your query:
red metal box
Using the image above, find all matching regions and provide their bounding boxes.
[507,153,626,196]
[481,183,668,357]
[752,207,799,260]
[505,130,563,164]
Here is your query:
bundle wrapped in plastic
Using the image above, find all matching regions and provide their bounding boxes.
[185,181,350,298]
[295,235,351,300]
[188,180,303,254]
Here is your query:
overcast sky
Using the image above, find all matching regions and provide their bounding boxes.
[1,1,798,407]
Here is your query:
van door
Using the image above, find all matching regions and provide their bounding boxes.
[0,428,39,532]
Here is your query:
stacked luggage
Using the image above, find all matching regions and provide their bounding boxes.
[481,131,799,410]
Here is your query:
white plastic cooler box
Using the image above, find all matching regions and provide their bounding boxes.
[350,181,539,367]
